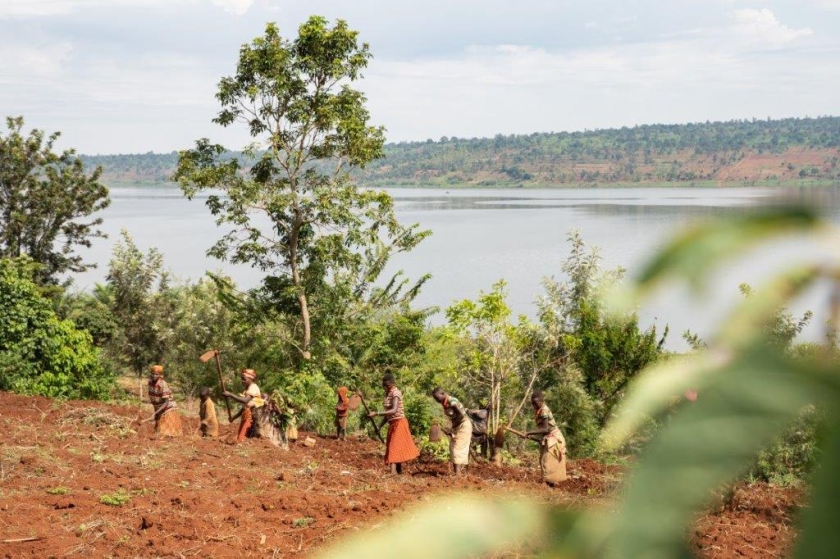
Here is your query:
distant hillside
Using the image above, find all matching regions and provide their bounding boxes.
[82,117,840,187]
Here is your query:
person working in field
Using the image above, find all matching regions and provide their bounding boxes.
[369,373,419,474]
[148,365,183,437]
[335,386,350,441]
[526,390,567,486]
[223,369,288,448]
[199,386,219,438]
[432,387,473,475]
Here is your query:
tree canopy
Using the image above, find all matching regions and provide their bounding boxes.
[0,116,110,285]
[175,18,428,360]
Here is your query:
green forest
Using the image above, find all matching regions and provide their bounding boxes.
[82,116,840,187]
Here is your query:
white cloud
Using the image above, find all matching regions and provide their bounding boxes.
[729,8,813,45]
[0,41,73,75]
[210,0,253,15]
[0,0,253,18]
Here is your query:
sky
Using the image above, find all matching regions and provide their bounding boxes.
[1,0,838,154]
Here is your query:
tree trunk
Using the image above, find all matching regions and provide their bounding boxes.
[289,221,311,360]
[490,380,502,465]
[298,291,312,360]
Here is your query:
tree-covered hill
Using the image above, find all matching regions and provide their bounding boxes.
[82,116,840,187]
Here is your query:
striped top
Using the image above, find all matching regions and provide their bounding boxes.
[384,386,406,422]
[148,378,176,413]
[443,395,467,428]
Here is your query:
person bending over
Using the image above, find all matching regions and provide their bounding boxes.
[432,387,473,475]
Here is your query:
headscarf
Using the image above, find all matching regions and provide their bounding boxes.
[241,368,257,381]
[337,386,349,407]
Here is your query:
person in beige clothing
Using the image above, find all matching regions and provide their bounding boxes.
[199,386,219,438]
[432,387,473,475]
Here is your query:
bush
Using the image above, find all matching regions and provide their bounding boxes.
[0,258,114,400]
[751,406,823,483]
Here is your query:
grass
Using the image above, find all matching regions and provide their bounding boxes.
[47,486,71,495]
[99,490,131,507]
[293,517,315,528]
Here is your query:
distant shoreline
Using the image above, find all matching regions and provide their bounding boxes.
[104,179,840,190]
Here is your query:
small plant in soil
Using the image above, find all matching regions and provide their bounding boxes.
[100,490,131,506]
[293,517,314,528]
[47,486,70,495]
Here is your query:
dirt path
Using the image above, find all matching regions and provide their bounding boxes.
[0,392,800,557]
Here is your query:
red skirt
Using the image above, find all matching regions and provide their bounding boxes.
[237,408,254,442]
[385,418,419,464]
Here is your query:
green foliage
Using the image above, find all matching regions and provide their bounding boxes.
[99,490,131,507]
[315,496,547,559]
[751,406,824,483]
[0,116,110,284]
[416,434,449,462]
[106,230,172,376]
[0,257,113,400]
[56,285,119,348]
[174,18,428,360]
[538,230,666,426]
[445,280,529,441]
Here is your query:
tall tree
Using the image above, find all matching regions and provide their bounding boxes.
[0,116,110,285]
[175,18,427,359]
[106,230,172,380]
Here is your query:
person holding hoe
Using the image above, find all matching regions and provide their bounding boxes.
[369,373,419,474]
[224,368,262,442]
[223,369,288,448]
[432,387,473,475]
[148,365,183,437]
[527,390,567,486]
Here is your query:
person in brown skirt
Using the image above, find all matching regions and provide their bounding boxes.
[369,373,419,474]
[148,365,182,436]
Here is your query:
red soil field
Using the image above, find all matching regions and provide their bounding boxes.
[0,392,802,557]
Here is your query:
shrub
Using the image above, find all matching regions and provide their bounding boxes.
[0,258,114,400]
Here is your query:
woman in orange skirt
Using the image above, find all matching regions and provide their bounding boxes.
[369,373,419,474]
[148,365,182,437]
[224,368,262,442]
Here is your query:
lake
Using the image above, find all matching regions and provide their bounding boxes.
[75,185,840,350]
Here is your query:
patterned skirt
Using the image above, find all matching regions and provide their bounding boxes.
[155,409,183,437]
[252,406,288,449]
[385,418,420,464]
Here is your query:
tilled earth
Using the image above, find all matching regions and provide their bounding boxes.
[0,392,801,558]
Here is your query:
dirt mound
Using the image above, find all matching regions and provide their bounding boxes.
[692,483,803,558]
[0,392,801,557]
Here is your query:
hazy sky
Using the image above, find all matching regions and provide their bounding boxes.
[1,0,838,154]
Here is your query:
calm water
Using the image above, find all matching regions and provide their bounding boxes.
[75,185,840,350]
